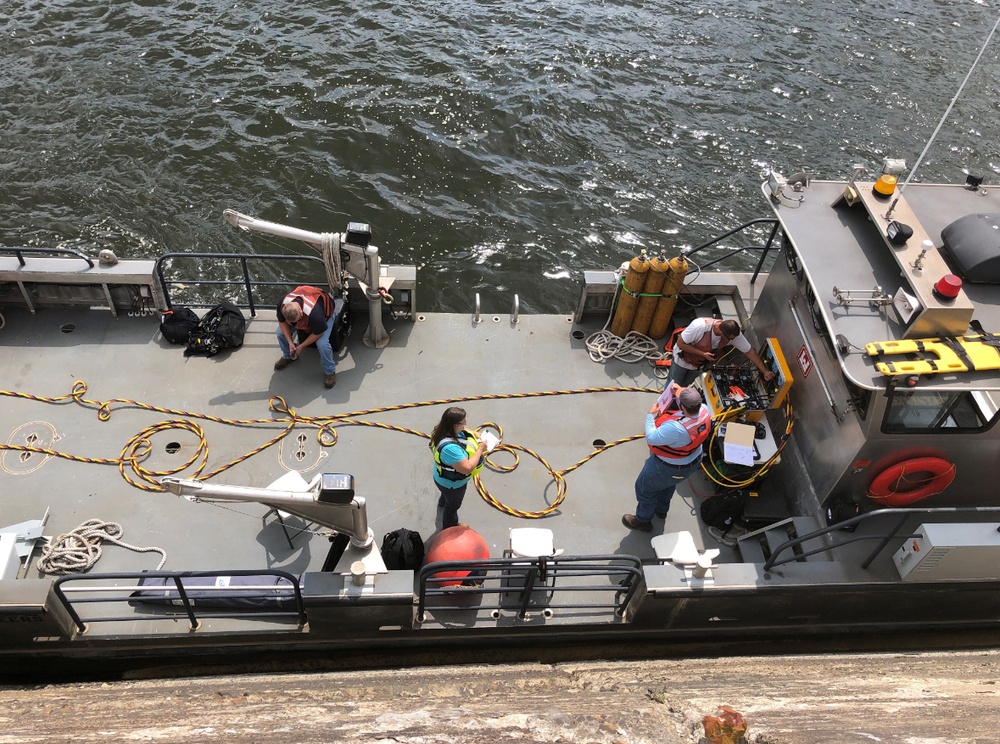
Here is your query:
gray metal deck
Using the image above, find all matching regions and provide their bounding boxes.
[1,303,730,578]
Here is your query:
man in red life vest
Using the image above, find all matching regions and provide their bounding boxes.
[667,318,775,388]
[623,384,711,532]
[274,285,338,388]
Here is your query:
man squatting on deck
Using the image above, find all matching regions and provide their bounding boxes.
[430,407,488,529]
[623,385,710,532]
[274,285,338,389]
[667,318,775,388]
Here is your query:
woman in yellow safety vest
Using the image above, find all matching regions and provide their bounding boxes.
[430,407,487,529]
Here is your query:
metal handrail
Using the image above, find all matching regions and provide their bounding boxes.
[52,569,306,634]
[0,246,95,268]
[415,554,644,623]
[763,505,1000,570]
[153,252,329,317]
[682,217,780,284]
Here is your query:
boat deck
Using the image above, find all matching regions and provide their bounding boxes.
[2,302,748,579]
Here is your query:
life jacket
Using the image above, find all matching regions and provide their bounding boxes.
[680,320,730,367]
[282,286,333,332]
[433,431,483,482]
[648,406,712,460]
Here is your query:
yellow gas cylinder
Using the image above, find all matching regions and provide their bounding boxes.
[631,253,669,336]
[610,251,650,337]
[648,255,689,339]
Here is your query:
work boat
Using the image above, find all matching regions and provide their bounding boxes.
[2,168,1000,676]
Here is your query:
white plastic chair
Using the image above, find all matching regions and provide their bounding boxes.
[652,531,720,578]
[508,527,564,559]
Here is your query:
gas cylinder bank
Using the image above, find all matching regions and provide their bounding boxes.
[610,251,688,339]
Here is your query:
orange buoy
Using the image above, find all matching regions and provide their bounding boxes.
[424,525,490,587]
[610,251,650,337]
[867,456,956,506]
[648,255,689,339]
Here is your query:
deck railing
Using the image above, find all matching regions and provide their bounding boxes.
[682,217,781,284]
[764,506,1000,570]
[154,252,330,317]
[52,569,306,635]
[0,246,95,268]
[414,555,644,625]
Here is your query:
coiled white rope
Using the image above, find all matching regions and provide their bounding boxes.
[36,519,167,575]
[585,329,667,369]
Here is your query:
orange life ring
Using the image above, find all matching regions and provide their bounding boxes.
[867,456,956,506]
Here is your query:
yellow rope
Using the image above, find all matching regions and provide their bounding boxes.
[0,381,659,517]
[699,396,795,490]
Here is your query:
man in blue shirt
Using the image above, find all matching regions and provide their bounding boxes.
[623,385,711,532]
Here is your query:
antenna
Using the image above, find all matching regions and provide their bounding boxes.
[900,13,1000,193]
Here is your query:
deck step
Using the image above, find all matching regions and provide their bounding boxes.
[735,534,766,564]
[714,296,739,321]
[791,516,829,561]
[735,516,830,564]
[765,523,795,558]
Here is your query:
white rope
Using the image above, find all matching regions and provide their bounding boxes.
[585,329,667,369]
[36,519,167,575]
[320,232,344,295]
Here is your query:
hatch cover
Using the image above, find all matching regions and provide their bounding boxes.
[2,421,60,475]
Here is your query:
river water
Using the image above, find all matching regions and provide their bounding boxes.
[2,1,998,312]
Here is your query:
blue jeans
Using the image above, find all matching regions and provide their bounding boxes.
[276,322,336,375]
[666,360,701,388]
[436,482,467,529]
[634,453,702,521]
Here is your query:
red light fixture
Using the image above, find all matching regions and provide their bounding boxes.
[933,274,962,299]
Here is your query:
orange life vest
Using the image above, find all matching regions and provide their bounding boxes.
[648,406,712,460]
[282,286,332,332]
[680,320,730,368]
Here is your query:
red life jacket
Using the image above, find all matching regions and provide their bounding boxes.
[648,406,712,460]
[282,286,332,332]
[680,320,730,368]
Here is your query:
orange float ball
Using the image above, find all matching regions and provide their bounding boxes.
[424,525,490,587]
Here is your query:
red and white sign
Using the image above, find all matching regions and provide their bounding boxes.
[797,345,813,378]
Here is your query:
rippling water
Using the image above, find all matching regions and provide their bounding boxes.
[2,1,999,311]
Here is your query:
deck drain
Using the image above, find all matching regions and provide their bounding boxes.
[571,330,585,339]
[60,324,76,334]
[165,442,181,454]
[592,439,606,447]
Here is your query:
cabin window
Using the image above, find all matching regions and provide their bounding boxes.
[882,389,1000,432]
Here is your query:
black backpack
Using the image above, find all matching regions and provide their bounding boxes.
[380,528,425,570]
[185,302,246,357]
[160,307,200,344]
[700,491,748,533]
